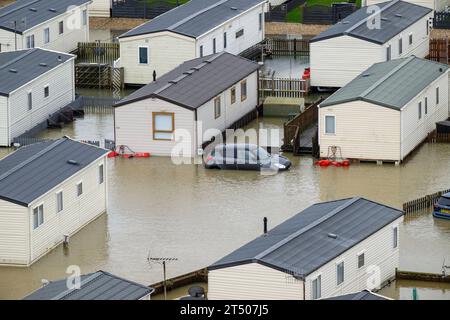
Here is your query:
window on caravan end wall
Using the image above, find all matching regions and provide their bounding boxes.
[200,45,204,58]
[409,34,413,45]
[153,112,175,140]
[337,261,344,285]
[223,32,227,49]
[59,21,64,35]
[214,97,221,119]
[325,115,335,134]
[213,38,217,54]
[393,226,398,248]
[27,92,32,110]
[56,191,63,213]
[44,86,49,98]
[26,35,35,48]
[425,97,428,115]
[33,205,44,229]
[139,47,148,64]
[418,101,422,120]
[231,87,236,104]
[99,164,104,184]
[236,29,244,39]
[426,19,429,36]
[386,45,391,61]
[83,9,88,26]
[312,276,321,300]
[436,87,439,105]
[398,37,402,55]
[44,28,50,44]
[77,182,83,197]
[358,252,365,269]
[259,13,263,31]
[241,80,247,101]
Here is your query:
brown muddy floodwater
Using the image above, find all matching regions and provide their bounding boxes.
[0,112,450,300]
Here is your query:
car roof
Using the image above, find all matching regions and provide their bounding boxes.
[443,192,450,198]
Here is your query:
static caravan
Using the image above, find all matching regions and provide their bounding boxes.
[208,197,404,300]
[0,137,109,266]
[318,56,449,163]
[89,0,111,17]
[310,0,432,88]
[365,0,448,11]
[0,48,75,146]
[0,0,91,53]
[118,0,267,85]
[23,270,154,300]
[114,52,260,157]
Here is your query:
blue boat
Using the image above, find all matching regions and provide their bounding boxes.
[433,192,450,220]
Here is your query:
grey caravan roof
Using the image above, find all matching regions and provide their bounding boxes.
[0,48,74,97]
[310,0,431,45]
[320,56,449,110]
[23,271,154,300]
[0,0,92,34]
[120,0,266,39]
[324,290,389,300]
[115,52,260,110]
[0,137,109,207]
[208,197,403,278]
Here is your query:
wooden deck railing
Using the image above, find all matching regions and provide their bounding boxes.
[403,188,450,214]
[428,38,450,65]
[427,130,450,143]
[282,97,323,151]
[259,77,310,99]
[76,42,120,65]
[266,38,310,56]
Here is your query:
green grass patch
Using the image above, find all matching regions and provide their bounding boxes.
[287,6,302,23]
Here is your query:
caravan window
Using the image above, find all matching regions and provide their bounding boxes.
[153,112,175,140]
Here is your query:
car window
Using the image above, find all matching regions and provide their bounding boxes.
[438,197,450,207]
[257,147,271,161]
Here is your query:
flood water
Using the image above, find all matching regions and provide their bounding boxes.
[0,111,450,300]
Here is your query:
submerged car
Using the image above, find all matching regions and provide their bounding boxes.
[433,193,450,220]
[204,144,291,171]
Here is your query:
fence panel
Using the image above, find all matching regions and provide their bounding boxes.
[403,188,450,214]
[259,77,310,99]
[428,38,450,65]
[76,42,120,65]
[266,38,310,56]
[434,12,450,29]
[112,0,181,19]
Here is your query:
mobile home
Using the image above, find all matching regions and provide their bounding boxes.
[114,52,259,157]
[0,0,91,53]
[118,0,267,85]
[0,48,75,146]
[24,270,154,300]
[0,137,109,266]
[365,0,447,11]
[318,56,449,163]
[208,197,404,300]
[310,0,432,88]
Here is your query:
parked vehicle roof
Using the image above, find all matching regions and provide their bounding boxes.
[115,52,259,110]
[324,290,390,300]
[0,137,109,207]
[208,197,404,278]
[310,0,431,45]
[0,0,92,34]
[443,192,450,198]
[320,56,449,110]
[120,0,266,39]
[23,270,154,300]
[0,48,74,96]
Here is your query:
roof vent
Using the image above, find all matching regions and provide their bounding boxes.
[362,73,371,77]
[49,8,57,12]
[439,68,443,72]
[39,63,47,67]
[168,80,178,84]
[230,7,237,10]
[395,14,402,18]
[67,160,79,165]
[57,55,62,62]
[381,17,389,21]
[342,21,350,24]
[29,7,37,12]
[328,233,338,239]
[9,69,17,73]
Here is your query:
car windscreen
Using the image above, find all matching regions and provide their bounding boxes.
[438,197,450,207]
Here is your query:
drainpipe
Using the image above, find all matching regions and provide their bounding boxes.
[195,109,198,159]
[303,280,306,300]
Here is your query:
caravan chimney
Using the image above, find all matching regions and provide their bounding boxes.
[263,217,268,235]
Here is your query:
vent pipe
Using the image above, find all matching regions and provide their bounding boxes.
[263,217,268,235]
